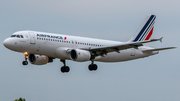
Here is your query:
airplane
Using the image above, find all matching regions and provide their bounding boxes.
[3,15,176,73]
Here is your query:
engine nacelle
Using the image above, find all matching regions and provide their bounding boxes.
[70,49,91,62]
[28,54,49,65]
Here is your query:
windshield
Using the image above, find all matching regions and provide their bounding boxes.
[11,35,16,37]
[11,35,24,38]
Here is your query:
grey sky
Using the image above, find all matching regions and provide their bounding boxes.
[0,0,179,101]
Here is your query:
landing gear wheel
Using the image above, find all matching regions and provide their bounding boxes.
[61,66,65,73]
[22,61,28,65]
[93,64,97,70]
[65,66,70,72]
[22,52,28,65]
[60,59,70,73]
[61,66,70,73]
[88,64,98,71]
[88,64,93,71]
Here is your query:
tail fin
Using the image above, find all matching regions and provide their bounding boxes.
[129,15,156,42]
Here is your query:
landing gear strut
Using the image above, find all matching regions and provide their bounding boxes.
[60,59,70,73]
[22,52,28,65]
[88,60,98,71]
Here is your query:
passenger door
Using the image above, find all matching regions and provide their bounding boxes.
[29,32,36,44]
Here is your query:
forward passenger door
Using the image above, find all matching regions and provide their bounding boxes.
[29,32,36,44]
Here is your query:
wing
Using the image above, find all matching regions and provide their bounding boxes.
[87,37,163,56]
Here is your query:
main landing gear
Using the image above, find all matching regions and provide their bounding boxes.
[22,52,28,65]
[88,60,98,71]
[60,59,98,73]
[60,59,70,73]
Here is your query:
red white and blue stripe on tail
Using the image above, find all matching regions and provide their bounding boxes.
[129,15,156,42]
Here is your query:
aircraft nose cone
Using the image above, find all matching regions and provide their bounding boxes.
[3,38,11,49]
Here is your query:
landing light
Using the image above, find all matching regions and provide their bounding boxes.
[24,52,28,56]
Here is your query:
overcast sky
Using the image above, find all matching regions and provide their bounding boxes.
[0,0,179,101]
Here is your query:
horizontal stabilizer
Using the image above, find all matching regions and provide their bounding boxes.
[143,47,176,52]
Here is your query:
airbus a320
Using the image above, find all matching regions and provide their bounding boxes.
[3,15,176,73]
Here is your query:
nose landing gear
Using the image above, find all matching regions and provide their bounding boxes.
[22,52,28,65]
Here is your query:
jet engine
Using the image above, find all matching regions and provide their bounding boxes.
[28,54,50,65]
[70,49,91,62]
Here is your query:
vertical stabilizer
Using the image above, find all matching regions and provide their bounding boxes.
[129,15,156,42]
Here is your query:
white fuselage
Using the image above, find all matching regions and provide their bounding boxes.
[3,31,158,62]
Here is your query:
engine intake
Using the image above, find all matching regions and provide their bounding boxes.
[70,49,91,62]
[28,54,49,65]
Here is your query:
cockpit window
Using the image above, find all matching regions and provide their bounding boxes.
[11,35,16,37]
[11,34,24,38]
[16,35,20,38]
[20,35,24,38]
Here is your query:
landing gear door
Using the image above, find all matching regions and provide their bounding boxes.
[29,32,36,44]
[131,48,135,56]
